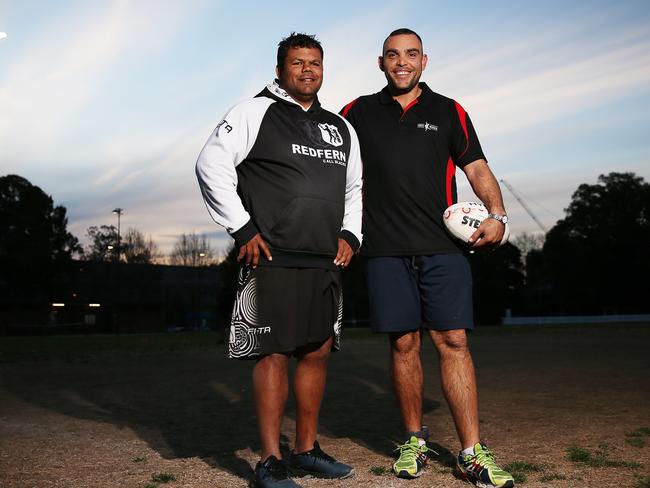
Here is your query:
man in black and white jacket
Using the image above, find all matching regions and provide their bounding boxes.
[196,33,362,488]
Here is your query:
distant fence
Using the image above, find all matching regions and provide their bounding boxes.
[502,314,650,325]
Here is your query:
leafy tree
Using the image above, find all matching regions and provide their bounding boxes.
[122,228,162,264]
[512,232,545,263]
[169,232,215,266]
[0,174,81,295]
[515,246,551,316]
[542,172,650,314]
[85,225,118,262]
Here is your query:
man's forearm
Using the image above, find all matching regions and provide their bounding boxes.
[463,159,506,214]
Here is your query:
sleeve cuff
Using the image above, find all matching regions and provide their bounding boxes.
[339,230,360,253]
[231,220,259,248]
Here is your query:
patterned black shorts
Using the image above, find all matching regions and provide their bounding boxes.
[228,266,342,359]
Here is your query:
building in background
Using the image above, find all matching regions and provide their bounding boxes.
[1,261,224,335]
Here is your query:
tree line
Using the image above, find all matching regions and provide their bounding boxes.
[84,224,216,266]
[1,172,648,319]
[521,172,649,316]
[0,174,219,267]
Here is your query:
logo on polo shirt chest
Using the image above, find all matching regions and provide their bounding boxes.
[417,121,438,132]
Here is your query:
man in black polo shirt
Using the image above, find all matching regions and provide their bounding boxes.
[341,28,515,488]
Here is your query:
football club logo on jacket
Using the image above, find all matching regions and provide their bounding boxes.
[318,123,343,147]
[299,120,344,148]
[292,119,348,166]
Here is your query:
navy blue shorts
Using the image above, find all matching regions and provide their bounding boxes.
[365,254,473,333]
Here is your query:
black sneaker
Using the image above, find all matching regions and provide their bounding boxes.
[289,441,354,479]
[252,456,302,488]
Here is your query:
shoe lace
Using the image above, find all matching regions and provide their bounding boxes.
[474,446,498,469]
[394,440,428,462]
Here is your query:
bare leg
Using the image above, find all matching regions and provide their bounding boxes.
[390,330,423,434]
[293,337,333,453]
[429,329,480,449]
[253,353,290,461]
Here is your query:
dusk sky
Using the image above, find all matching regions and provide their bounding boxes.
[1,0,649,255]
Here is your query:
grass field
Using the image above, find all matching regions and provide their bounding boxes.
[1,324,649,487]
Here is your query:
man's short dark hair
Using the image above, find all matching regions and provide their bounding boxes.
[277,32,323,72]
[383,28,423,51]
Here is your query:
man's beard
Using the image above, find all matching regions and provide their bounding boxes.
[385,68,421,95]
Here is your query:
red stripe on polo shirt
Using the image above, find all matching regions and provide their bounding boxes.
[454,101,468,138]
[401,98,419,117]
[446,157,456,208]
[454,101,469,158]
[341,98,359,118]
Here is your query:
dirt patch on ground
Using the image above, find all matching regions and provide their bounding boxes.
[1,325,649,488]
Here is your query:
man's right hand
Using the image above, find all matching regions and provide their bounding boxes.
[237,233,272,268]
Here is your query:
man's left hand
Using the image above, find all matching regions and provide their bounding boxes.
[469,218,504,250]
[334,239,353,267]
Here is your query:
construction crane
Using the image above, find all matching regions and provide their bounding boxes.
[500,179,547,232]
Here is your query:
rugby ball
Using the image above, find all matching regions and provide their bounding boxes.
[443,201,510,246]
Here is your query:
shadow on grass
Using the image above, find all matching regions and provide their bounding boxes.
[1,331,451,482]
[317,343,448,459]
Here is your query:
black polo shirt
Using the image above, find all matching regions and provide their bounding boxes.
[341,82,486,256]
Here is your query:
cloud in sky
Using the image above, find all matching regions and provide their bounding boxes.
[1,1,200,153]
[320,3,650,233]
[1,0,214,251]
[1,0,649,252]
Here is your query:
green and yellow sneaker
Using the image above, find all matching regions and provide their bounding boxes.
[393,436,429,478]
[457,443,515,488]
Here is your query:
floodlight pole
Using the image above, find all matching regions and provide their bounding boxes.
[112,208,123,262]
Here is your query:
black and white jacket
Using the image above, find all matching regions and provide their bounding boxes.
[196,81,363,269]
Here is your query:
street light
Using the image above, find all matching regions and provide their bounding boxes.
[112,208,123,262]
[0,32,7,40]
[111,208,124,334]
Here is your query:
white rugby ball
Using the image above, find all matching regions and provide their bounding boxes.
[443,201,510,246]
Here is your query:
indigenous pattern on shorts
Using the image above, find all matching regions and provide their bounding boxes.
[229,267,263,358]
[332,287,343,351]
[228,267,343,359]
